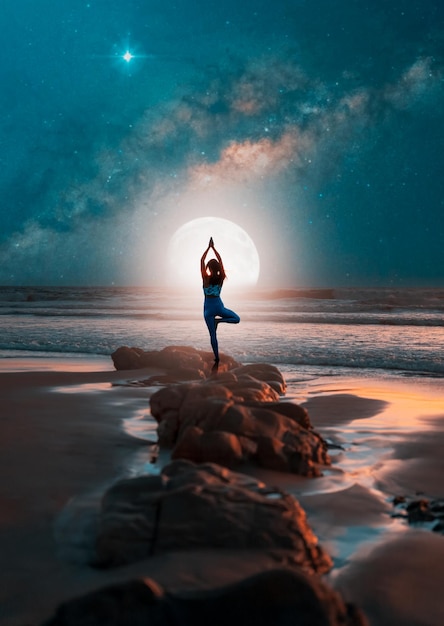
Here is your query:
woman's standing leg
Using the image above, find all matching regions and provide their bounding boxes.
[204,312,219,361]
[204,297,239,362]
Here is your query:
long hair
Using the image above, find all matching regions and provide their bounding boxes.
[206,259,226,285]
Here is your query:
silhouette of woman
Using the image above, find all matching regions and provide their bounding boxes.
[201,237,240,363]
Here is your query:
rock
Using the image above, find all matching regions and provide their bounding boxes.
[150,384,189,415]
[150,369,329,476]
[110,346,144,370]
[392,495,406,506]
[228,377,280,403]
[172,427,244,468]
[111,345,240,379]
[391,497,444,534]
[233,362,287,394]
[41,579,164,626]
[41,568,368,626]
[177,383,234,427]
[406,498,444,528]
[94,460,332,572]
[156,410,181,447]
[255,436,290,472]
[257,401,311,429]
[406,498,436,523]
[115,350,328,475]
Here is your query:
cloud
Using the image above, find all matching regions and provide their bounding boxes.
[0,52,442,284]
[384,57,441,109]
[188,131,311,187]
[184,55,443,190]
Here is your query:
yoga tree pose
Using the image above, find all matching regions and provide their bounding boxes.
[201,237,240,363]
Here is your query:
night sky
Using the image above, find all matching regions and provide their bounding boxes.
[1,0,443,287]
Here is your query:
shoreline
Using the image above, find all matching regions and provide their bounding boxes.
[1,357,444,625]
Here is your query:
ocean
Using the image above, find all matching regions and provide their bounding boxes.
[0,285,443,378]
[3,284,444,626]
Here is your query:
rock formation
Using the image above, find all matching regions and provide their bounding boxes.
[150,363,329,476]
[94,459,332,572]
[38,348,368,625]
[42,568,368,626]
[111,345,239,380]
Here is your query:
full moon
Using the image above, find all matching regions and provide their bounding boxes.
[167,217,260,289]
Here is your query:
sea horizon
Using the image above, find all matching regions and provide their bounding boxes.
[1,285,443,378]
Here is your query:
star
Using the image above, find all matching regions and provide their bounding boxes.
[122,50,134,63]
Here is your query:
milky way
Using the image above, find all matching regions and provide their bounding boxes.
[0,0,443,286]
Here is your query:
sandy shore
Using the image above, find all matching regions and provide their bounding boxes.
[1,358,444,625]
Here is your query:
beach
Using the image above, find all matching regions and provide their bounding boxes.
[0,358,159,624]
[1,355,444,625]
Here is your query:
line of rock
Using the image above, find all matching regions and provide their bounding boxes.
[41,346,368,626]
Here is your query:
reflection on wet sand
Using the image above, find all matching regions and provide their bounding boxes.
[282,375,444,626]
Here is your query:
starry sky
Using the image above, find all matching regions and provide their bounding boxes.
[1,0,443,287]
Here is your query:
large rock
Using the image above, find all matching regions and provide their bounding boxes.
[111,345,239,380]
[150,365,329,476]
[172,427,244,468]
[42,568,368,626]
[230,362,287,395]
[93,460,332,572]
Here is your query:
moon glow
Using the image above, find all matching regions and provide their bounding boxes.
[167,217,260,289]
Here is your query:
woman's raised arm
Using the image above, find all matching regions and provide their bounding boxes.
[211,243,226,279]
[200,244,211,279]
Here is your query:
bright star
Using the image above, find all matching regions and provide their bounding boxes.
[122,50,133,63]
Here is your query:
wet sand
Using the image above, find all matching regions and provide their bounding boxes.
[295,376,444,626]
[1,358,444,625]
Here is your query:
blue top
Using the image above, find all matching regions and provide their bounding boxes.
[203,283,222,296]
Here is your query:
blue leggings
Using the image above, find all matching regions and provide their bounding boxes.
[204,296,240,361]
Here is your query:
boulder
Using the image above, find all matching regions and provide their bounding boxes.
[41,568,368,626]
[228,377,280,403]
[172,427,244,468]
[233,362,287,394]
[94,460,332,572]
[255,436,292,472]
[252,400,311,429]
[111,345,239,379]
[110,346,144,370]
[150,369,329,476]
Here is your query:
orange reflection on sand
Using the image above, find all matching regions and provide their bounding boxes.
[346,379,444,433]
[292,374,444,521]
[123,408,158,443]
[0,356,112,373]
[300,375,444,434]
[51,382,112,394]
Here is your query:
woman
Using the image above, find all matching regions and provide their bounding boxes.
[201,237,240,363]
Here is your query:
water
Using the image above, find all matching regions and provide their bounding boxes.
[1,285,443,378]
[4,284,443,625]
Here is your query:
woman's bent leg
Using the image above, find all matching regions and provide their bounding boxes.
[216,306,240,325]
